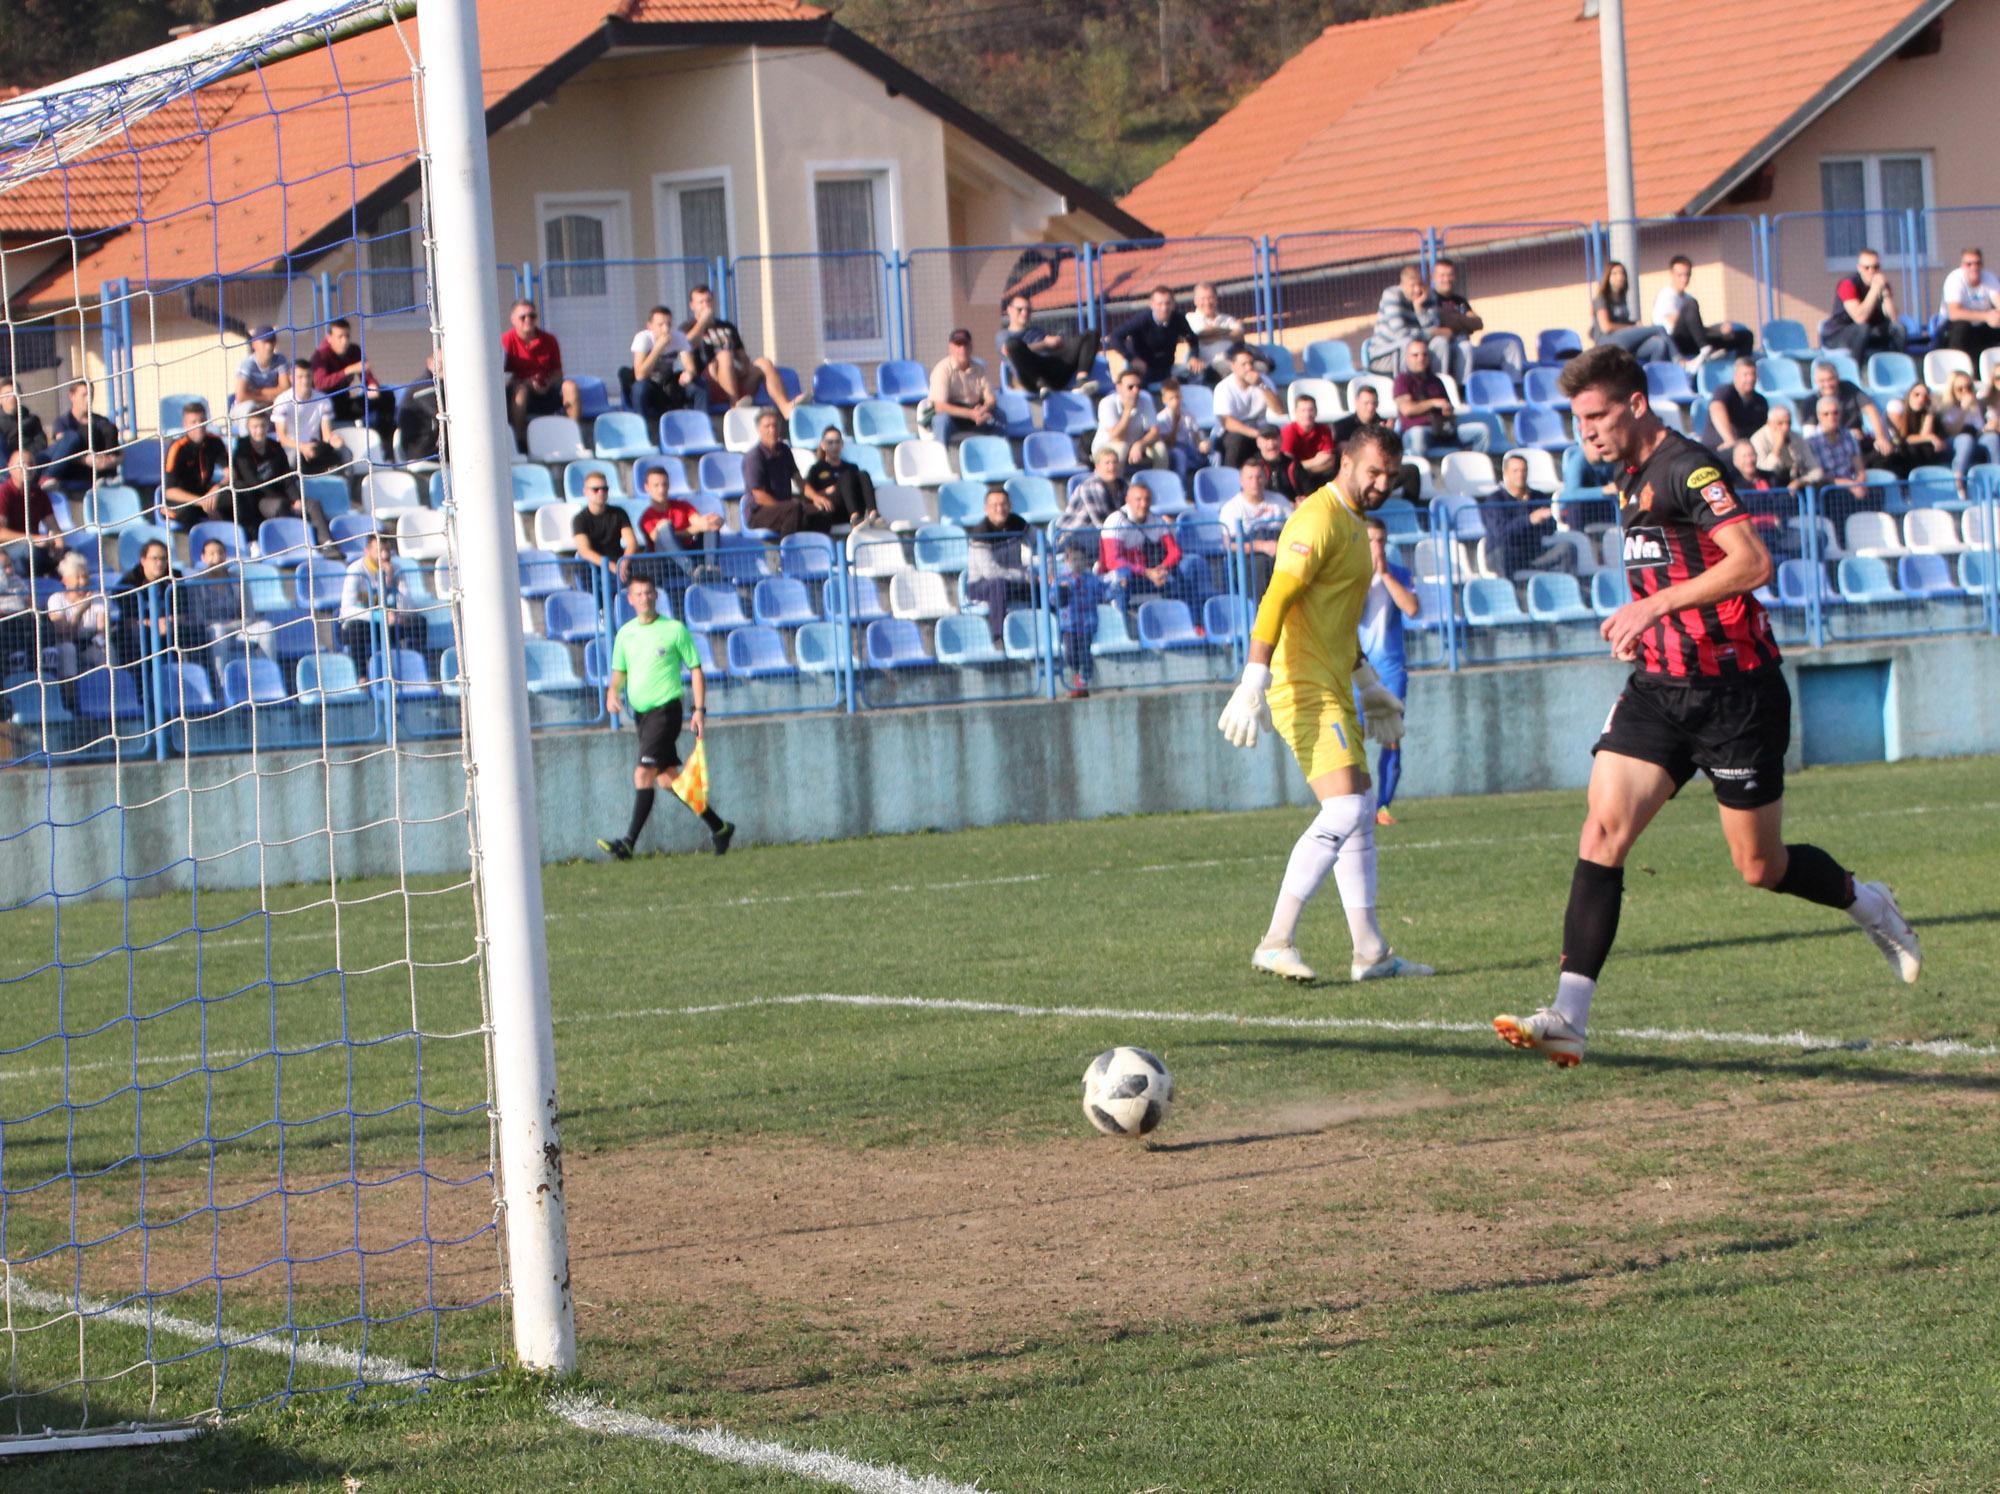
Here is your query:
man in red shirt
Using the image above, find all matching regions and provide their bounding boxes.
[1279,392,1338,493]
[501,300,581,449]
[308,318,396,441]
[0,447,65,575]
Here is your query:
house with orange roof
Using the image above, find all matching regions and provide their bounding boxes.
[0,0,1150,431]
[1121,0,1996,353]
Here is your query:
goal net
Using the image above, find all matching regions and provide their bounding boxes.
[0,0,566,1450]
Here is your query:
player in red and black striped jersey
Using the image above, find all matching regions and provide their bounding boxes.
[1493,344,1920,1068]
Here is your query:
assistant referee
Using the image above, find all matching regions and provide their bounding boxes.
[598,574,734,859]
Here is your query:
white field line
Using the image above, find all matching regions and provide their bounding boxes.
[6,1284,985,1494]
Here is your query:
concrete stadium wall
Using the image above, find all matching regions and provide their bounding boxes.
[6,632,1997,908]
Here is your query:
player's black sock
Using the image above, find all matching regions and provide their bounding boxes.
[1561,858,1624,980]
[625,789,656,846]
[1772,843,1854,909]
[697,806,725,832]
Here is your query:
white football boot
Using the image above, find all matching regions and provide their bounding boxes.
[1352,951,1435,982]
[1252,943,1317,982]
[1853,881,1921,985]
[1492,1007,1587,1068]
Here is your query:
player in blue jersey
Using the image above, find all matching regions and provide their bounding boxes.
[1355,515,1419,825]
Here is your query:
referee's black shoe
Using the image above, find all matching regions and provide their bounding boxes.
[598,836,633,861]
[710,821,735,856]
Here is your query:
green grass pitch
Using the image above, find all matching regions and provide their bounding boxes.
[5,754,1999,1490]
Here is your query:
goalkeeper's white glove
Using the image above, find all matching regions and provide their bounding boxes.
[1354,663,1405,748]
[1218,662,1274,749]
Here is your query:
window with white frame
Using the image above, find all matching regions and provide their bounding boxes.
[812,170,891,357]
[1820,153,1933,267]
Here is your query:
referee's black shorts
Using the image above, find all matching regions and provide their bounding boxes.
[1593,668,1790,810]
[633,700,684,770]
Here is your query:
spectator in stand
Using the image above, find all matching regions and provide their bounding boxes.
[1811,358,1892,459]
[0,548,35,671]
[683,284,773,408]
[309,318,394,440]
[396,351,442,464]
[1394,339,1486,455]
[1698,357,1769,449]
[43,551,106,679]
[1111,284,1199,384]
[1939,246,2000,366]
[924,329,1001,445]
[1214,344,1283,467]
[628,304,697,430]
[1589,261,1672,362]
[1094,369,1161,465]
[1651,255,1753,366]
[1819,247,1905,358]
[1217,455,1291,591]
[570,473,639,582]
[232,326,289,415]
[1370,263,1450,375]
[1807,394,1870,518]
[1426,259,1482,383]
[1479,453,1572,579]
[231,409,330,548]
[637,464,721,552]
[999,293,1100,397]
[1280,393,1337,488]
[179,536,244,652]
[161,401,233,532]
[1099,480,1180,604]
[1186,281,1262,383]
[1751,403,1818,492]
[338,533,421,668]
[1332,387,1421,505]
[1054,542,1107,698]
[1883,380,1944,478]
[803,429,876,528]
[44,380,120,498]
[269,360,347,475]
[1154,378,1210,479]
[743,408,834,536]
[500,300,581,449]
[1254,425,1298,501]
[1724,440,1797,558]
[1359,514,1419,826]
[0,377,47,468]
[1058,444,1126,534]
[0,448,64,576]
[965,487,1033,646]
[1938,369,2000,496]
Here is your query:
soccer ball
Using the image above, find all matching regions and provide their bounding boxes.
[1082,1047,1173,1137]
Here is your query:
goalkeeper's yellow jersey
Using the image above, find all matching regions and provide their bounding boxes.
[1251,478,1371,700]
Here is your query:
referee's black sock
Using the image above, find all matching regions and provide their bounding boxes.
[697,805,725,832]
[1772,843,1855,909]
[625,789,656,846]
[1561,858,1625,980]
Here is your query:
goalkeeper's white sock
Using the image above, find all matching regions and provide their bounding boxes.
[1265,793,1373,948]
[1331,804,1387,965]
[1551,971,1595,1033]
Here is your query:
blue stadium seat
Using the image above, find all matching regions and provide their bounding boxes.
[1463,577,1530,625]
[516,550,568,598]
[1303,339,1356,380]
[1005,474,1060,524]
[791,621,847,673]
[956,436,1019,484]
[1192,467,1239,507]
[75,667,145,721]
[1590,568,1630,617]
[1038,390,1095,438]
[994,389,1036,439]
[934,614,1004,665]
[1177,508,1227,556]
[1201,593,1250,646]
[1375,496,1423,542]
[297,651,365,706]
[255,517,312,567]
[1644,363,1696,408]
[294,557,347,613]
[752,576,817,627]
[1177,383,1215,428]
[1896,552,1956,599]
[161,662,216,719]
[563,459,627,499]
[1776,559,1838,609]
[366,648,438,700]
[1021,431,1083,480]
[188,520,246,561]
[522,637,585,694]
[1131,469,1188,516]
[697,451,744,498]
[260,610,320,666]
[1002,607,1055,661]
[1522,367,1564,406]
[658,410,722,457]
[240,560,293,614]
[1536,329,1582,365]
[1524,572,1593,622]
[864,618,931,669]
[1692,360,1732,398]
[1088,603,1140,656]
[632,454,694,495]
[726,624,797,677]
[1756,357,1809,402]
[874,359,928,405]
[1959,550,1997,595]
[812,363,868,407]
[1761,318,1811,356]
[853,400,911,448]
[779,532,836,580]
[1865,351,1918,403]
[1257,344,1298,390]
[936,480,988,527]
[542,589,599,642]
[683,584,751,633]
[1513,403,1569,452]
[756,365,803,409]
[1136,598,1203,650]
[1907,467,1960,511]
[1813,351,1863,388]
[914,522,969,573]
[509,466,556,510]
[692,631,724,676]
[1465,370,1522,414]
[826,570,890,623]
[571,375,612,421]
[221,655,287,707]
[86,483,144,530]
[1836,555,1900,604]
[789,403,845,447]
[592,410,655,460]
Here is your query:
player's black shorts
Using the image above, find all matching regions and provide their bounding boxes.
[1593,668,1789,810]
[633,700,684,770]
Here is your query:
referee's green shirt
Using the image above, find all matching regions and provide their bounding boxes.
[611,615,699,712]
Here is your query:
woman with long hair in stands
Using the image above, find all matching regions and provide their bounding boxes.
[1589,261,1672,364]
[1939,369,1998,496]
[1884,379,1943,478]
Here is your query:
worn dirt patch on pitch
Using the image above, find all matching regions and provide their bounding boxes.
[561,1081,1981,1391]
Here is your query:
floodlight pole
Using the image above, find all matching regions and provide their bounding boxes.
[1598,0,1639,279]
[416,0,575,1375]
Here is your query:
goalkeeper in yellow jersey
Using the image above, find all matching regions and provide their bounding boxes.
[1217,424,1435,984]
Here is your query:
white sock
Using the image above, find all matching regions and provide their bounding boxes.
[1263,895,1306,948]
[1267,793,1374,951]
[1332,809,1387,964]
[1845,880,1887,927]
[1552,971,1595,1032]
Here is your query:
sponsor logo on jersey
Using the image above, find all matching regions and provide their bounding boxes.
[1686,465,1722,489]
[1699,480,1737,515]
[1622,526,1667,565]
[1290,541,1313,556]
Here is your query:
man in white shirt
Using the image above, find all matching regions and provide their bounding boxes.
[267,360,347,474]
[1215,455,1293,589]
[1093,369,1161,464]
[1939,246,2000,365]
[1186,281,1266,383]
[628,304,696,430]
[1213,344,1284,467]
[1650,255,1751,366]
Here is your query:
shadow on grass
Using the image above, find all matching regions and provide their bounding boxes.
[4,1415,350,1493]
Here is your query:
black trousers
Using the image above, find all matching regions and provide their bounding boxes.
[331,386,396,439]
[1940,320,2000,363]
[1005,330,1100,394]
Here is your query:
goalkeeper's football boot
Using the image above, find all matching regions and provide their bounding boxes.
[1492,1007,1586,1067]
[1251,943,1316,982]
[1853,880,1921,984]
[1352,950,1434,982]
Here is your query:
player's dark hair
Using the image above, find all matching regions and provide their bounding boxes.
[1342,422,1402,465]
[1558,343,1645,403]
